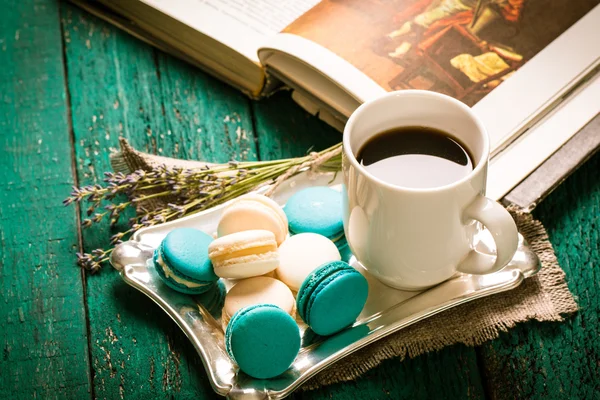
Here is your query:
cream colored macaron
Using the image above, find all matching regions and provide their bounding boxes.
[261,270,277,278]
[222,276,296,328]
[217,194,288,245]
[208,229,279,279]
[276,233,341,292]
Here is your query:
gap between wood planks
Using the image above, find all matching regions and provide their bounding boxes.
[58,5,96,400]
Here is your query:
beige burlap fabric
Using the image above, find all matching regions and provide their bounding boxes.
[111,139,578,389]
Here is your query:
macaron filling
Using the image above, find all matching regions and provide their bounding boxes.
[209,230,280,279]
[209,245,276,264]
[155,245,213,289]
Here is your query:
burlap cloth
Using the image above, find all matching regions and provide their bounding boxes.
[111,139,578,390]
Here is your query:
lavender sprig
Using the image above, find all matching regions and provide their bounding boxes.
[65,142,342,272]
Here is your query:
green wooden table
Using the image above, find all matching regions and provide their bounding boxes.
[1,1,598,399]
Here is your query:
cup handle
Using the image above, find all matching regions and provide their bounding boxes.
[456,195,519,275]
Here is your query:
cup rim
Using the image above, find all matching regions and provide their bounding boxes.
[343,90,490,193]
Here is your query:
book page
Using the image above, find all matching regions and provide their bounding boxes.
[282,0,597,106]
[142,0,320,60]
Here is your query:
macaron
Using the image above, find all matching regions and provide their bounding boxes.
[329,232,353,262]
[261,270,277,278]
[153,227,218,294]
[208,229,279,279]
[218,194,288,245]
[225,304,301,379]
[284,187,350,259]
[276,233,341,292]
[222,276,296,328]
[296,261,368,336]
[195,279,226,319]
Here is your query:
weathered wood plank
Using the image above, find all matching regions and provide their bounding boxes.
[251,93,340,158]
[295,347,485,399]
[61,4,255,398]
[0,1,91,398]
[479,153,600,399]
[252,92,486,400]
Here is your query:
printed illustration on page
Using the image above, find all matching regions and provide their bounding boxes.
[284,0,597,106]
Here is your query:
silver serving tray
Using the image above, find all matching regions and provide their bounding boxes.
[110,171,541,399]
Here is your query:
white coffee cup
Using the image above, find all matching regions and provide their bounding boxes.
[342,90,518,290]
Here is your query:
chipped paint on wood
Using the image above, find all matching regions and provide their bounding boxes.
[0,1,91,398]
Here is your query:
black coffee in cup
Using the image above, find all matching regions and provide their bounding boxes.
[356,126,473,189]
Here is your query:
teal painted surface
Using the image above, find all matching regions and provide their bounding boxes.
[479,153,600,399]
[0,0,91,398]
[61,4,255,398]
[0,1,597,399]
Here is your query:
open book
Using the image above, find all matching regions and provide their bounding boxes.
[72,0,600,209]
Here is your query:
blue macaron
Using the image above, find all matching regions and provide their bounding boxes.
[284,187,343,237]
[328,232,352,262]
[195,279,226,319]
[153,227,218,294]
[225,304,301,379]
[284,187,350,258]
[296,261,368,336]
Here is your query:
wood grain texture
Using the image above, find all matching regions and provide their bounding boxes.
[252,92,486,400]
[61,4,255,399]
[0,0,91,398]
[296,348,485,400]
[479,153,600,400]
[251,92,340,158]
